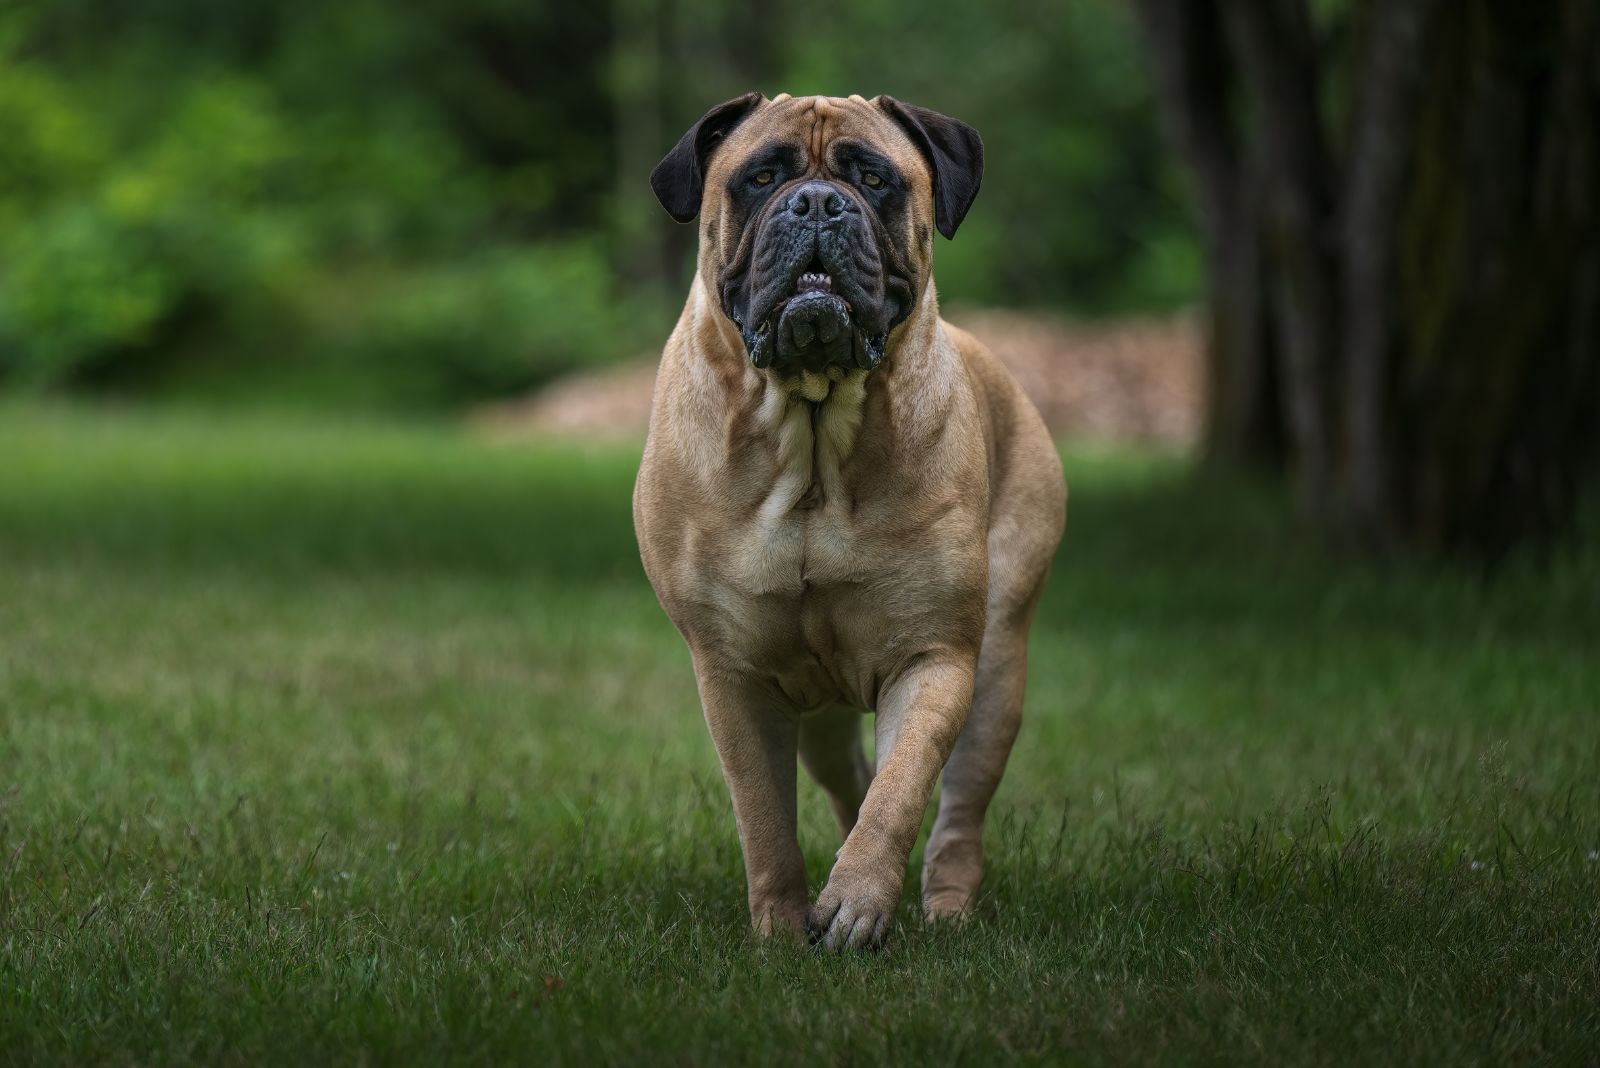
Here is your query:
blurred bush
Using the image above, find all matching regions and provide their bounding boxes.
[300,246,621,407]
[0,0,1196,411]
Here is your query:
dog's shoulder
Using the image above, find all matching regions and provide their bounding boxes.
[937,321,1025,425]
[937,316,1066,555]
[938,319,1050,459]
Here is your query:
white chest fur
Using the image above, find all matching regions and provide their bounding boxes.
[724,369,869,597]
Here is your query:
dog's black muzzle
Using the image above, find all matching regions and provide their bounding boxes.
[732,180,898,375]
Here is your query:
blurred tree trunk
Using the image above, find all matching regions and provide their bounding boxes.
[1136,0,1283,470]
[1134,0,1600,557]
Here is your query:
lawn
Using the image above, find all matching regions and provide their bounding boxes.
[1,402,1596,1064]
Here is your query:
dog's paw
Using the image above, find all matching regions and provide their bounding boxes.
[749,898,809,942]
[921,889,977,924]
[920,834,983,923]
[806,862,902,952]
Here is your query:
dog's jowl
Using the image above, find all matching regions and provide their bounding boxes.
[634,93,1066,951]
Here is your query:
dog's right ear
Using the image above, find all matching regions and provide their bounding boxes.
[876,96,984,239]
[650,92,764,223]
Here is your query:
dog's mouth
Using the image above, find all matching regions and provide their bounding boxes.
[794,268,834,297]
[744,259,887,374]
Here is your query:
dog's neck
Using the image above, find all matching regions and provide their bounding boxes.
[749,367,869,514]
[680,275,947,513]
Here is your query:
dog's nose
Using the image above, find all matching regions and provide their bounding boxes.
[787,181,849,221]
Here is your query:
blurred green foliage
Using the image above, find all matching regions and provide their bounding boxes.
[0,0,1197,410]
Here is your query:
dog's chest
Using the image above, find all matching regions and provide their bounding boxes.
[643,360,988,708]
[702,496,879,708]
[720,489,858,598]
[719,377,869,598]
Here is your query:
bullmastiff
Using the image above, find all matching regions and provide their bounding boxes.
[634,93,1066,951]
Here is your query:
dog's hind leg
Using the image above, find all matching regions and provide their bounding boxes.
[799,707,873,841]
[919,597,1038,921]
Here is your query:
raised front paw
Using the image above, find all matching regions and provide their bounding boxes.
[806,860,903,952]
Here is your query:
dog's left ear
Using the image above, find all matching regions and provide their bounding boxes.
[877,97,984,239]
[650,92,764,223]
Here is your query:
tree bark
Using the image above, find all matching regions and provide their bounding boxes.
[1338,0,1435,546]
[1396,0,1599,555]
[1133,0,1280,468]
[1136,0,1599,557]
[1222,0,1337,517]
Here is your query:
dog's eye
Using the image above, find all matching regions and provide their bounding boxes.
[751,170,775,187]
[861,172,884,189]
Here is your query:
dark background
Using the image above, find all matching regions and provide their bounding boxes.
[2,0,1595,556]
[3,5,1599,1059]
[0,0,1194,409]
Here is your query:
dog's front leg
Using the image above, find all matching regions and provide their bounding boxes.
[808,654,976,951]
[695,668,809,938]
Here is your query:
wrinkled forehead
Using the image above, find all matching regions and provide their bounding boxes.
[712,94,927,182]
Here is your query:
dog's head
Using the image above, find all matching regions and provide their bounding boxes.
[650,93,982,375]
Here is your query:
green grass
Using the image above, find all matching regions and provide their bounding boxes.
[1,402,1596,1065]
